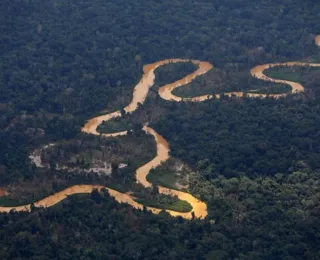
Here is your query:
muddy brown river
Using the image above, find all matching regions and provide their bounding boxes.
[1,36,319,219]
[315,35,320,47]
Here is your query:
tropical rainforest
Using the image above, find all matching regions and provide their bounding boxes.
[1,0,320,259]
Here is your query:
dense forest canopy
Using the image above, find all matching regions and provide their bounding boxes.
[1,0,319,116]
[154,95,320,176]
[1,0,320,259]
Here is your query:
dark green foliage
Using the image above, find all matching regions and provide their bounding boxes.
[1,0,319,116]
[1,0,320,259]
[1,0,320,181]
[154,97,320,178]
[137,196,192,213]
[0,191,319,259]
[97,117,131,134]
[154,62,198,87]
[90,188,102,204]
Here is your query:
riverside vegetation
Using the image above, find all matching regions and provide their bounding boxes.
[1,0,320,259]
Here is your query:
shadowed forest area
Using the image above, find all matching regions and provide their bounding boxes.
[1,0,320,259]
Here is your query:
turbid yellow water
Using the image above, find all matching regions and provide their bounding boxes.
[315,35,320,47]
[1,35,320,219]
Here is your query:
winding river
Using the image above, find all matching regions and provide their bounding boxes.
[1,36,319,219]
